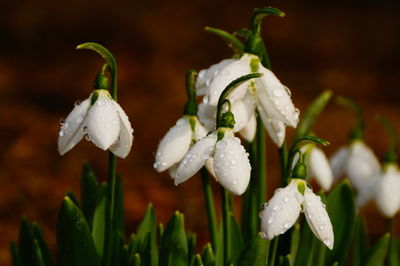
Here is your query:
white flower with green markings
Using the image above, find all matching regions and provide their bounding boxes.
[58,89,133,158]
[259,179,334,249]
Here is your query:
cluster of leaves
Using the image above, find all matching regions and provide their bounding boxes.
[10,162,400,266]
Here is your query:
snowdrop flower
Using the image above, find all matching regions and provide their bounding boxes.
[259,179,334,249]
[174,127,251,195]
[329,140,380,206]
[58,89,133,158]
[293,144,333,191]
[154,116,207,173]
[374,164,400,218]
[196,53,299,147]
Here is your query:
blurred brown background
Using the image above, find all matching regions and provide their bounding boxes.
[0,0,399,264]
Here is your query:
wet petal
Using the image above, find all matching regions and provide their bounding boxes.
[239,114,257,143]
[303,188,334,249]
[193,117,209,141]
[374,165,400,218]
[175,133,217,185]
[109,101,134,158]
[58,98,90,155]
[213,136,251,195]
[197,102,216,132]
[206,54,256,105]
[259,180,303,240]
[255,65,299,127]
[196,59,236,96]
[231,94,256,132]
[308,147,333,191]
[86,91,120,150]
[257,100,285,147]
[346,141,380,190]
[205,157,217,180]
[154,117,192,172]
[329,147,350,181]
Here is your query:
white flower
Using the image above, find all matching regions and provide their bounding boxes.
[374,164,400,218]
[259,179,334,249]
[154,116,207,173]
[196,53,299,147]
[58,89,133,158]
[174,128,251,195]
[197,93,257,142]
[329,140,380,206]
[293,144,333,191]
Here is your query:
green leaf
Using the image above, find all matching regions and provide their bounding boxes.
[66,191,80,207]
[280,254,293,266]
[114,175,125,235]
[132,253,141,266]
[56,197,100,266]
[32,223,53,266]
[187,233,197,265]
[237,232,269,266]
[229,214,244,264]
[364,233,390,266]
[325,180,356,266]
[389,236,400,266]
[204,27,244,54]
[33,240,45,266]
[352,215,369,266]
[289,224,300,262]
[92,183,107,258]
[18,218,39,266]
[159,211,188,266]
[134,204,158,266]
[10,241,22,266]
[80,162,98,227]
[201,244,215,266]
[193,254,204,266]
[295,90,333,138]
[294,218,314,266]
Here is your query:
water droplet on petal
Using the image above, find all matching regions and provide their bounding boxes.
[273,89,284,97]
[267,218,274,224]
[283,222,290,229]
[273,203,282,211]
[59,131,64,137]
[232,179,237,185]
[323,239,331,247]
[284,86,291,96]
[97,100,105,106]
[76,116,83,123]
[261,232,268,239]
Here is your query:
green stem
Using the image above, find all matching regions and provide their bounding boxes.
[221,187,231,266]
[256,115,267,207]
[377,116,398,164]
[201,169,218,251]
[279,143,288,183]
[267,237,279,266]
[77,42,119,266]
[386,218,393,234]
[335,96,364,140]
[205,26,244,54]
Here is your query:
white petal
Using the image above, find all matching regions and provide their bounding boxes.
[86,91,120,150]
[213,136,251,195]
[58,98,90,155]
[206,54,257,105]
[205,157,217,180]
[197,102,216,132]
[356,176,378,207]
[329,147,350,181]
[175,133,217,185]
[231,94,256,132]
[255,65,299,127]
[374,165,400,218]
[303,188,334,249]
[109,101,134,158]
[239,114,257,143]
[167,164,178,179]
[308,147,333,191]
[346,141,380,191]
[257,100,285,147]
[193,117,209,140]
[154,117,192,172]
[259,180,303,240]
[196,59,236,96]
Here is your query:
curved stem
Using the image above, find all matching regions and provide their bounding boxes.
[285,136,329,184]
[250,7,285,33]
[184,70,198,116]
[77,42,118,100]
[205,26,244,54]
[215,73,263,128]
[201,169,218,251]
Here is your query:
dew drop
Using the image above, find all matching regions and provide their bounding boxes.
[153,162,159,168]
[59,131,64,137]
[283,222,290,229]
[323,239,331,247]
[76,116,84,123]
[97,100,105,106]
[283,197,289,203]
[232,179,237,185]
[283,86,292,96]
[273,203,282,211]
[319,225,324,230]
[273,89,284,97]
[267,218,274,224]
[206,79,211,87]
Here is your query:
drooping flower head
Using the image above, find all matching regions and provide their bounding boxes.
[58,71,133,158]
